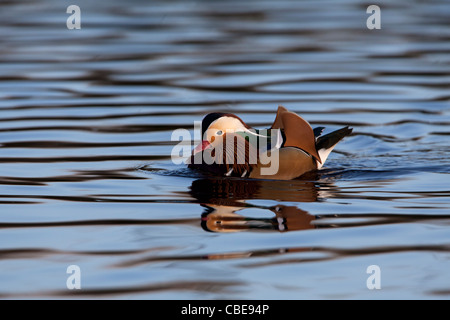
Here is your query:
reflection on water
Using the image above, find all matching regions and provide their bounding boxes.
[188,176,450,234]
[0,0,449,299]
[201,204,315,233]
[190,177,319,232]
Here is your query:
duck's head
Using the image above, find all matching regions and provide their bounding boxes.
[193,113,257,155]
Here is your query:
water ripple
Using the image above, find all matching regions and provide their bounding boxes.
[0,0,449,299]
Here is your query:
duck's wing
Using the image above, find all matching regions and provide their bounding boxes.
[270,105,289,130]
[271,105,322,164]
[249,146,317,180]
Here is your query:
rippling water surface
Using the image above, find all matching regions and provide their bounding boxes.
[1,0,449,299]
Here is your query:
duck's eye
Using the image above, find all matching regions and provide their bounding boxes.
[216,130,223,136]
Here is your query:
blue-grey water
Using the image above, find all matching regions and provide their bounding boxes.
[0,0,449,299]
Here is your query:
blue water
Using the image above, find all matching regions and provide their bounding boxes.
[0,0,449,299]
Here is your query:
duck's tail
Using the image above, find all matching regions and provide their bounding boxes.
[315,126,353,169]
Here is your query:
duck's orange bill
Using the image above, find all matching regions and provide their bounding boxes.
[193,140,211,155]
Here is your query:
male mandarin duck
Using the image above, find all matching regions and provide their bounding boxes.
[188,106,352,180]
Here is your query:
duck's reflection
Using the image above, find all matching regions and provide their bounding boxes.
[189,175,334,233]
[200,204,315,233]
